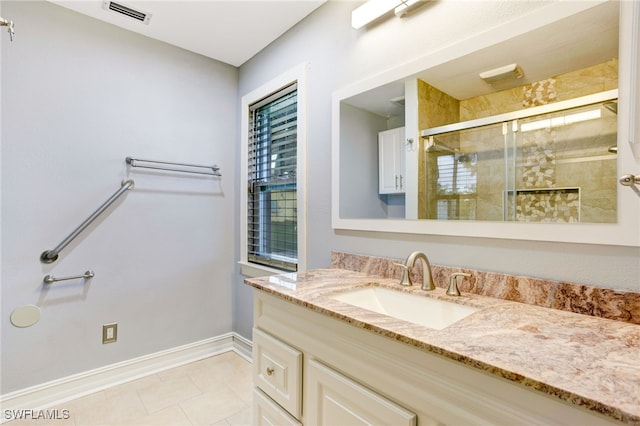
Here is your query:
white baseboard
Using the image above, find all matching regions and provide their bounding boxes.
[0,332,253,422]
[231,332,253,362]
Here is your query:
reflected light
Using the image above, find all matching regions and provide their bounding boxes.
[520,108,602,132]
[268,273,298,290]
[352,0,400,29]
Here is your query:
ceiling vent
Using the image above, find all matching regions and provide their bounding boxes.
[102,1,152,25]
[389,96,405,107]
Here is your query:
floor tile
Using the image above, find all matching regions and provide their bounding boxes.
[71,389,148,425]
[5,351,253,426]
[126,405,192,425]
[179,386,249,425]
[226,366,253,405]
[137,375,202,414]
[103,374,162,400]
[225,407,252,426]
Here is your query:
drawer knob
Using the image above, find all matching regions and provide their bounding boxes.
[266,367,274,376]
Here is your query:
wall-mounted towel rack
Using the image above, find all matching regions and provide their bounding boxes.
[44,270,95,285]
[40,179,134,263]
[126,157,221,176]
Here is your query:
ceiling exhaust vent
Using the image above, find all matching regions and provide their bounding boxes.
[102,1,152,25]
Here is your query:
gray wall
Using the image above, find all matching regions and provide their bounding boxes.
[339,103,387,219]
[1,1,237,393]
[234,1,640,338]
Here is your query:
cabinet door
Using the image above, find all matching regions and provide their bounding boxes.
[254,388,302,426]
[378,127,406,194]
[306,359,416,426]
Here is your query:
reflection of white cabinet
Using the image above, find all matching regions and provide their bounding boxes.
[378,127,406,194]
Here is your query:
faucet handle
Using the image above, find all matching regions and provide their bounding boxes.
[393,263,413,286]
[447,272,471,296]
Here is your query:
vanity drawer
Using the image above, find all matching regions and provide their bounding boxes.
[253,328,302,418]
[253,388,302,426]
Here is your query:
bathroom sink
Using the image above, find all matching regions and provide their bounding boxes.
[329,287,478,330]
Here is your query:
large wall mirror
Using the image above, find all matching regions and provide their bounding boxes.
[332,0,640,246]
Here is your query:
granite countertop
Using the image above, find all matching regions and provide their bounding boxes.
[245,268,640,424]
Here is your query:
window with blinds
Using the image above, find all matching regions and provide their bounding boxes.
[435,154,477,220]
[247,83,298,271]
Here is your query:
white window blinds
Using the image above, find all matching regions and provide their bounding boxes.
[436,154,477,220]
[247,83,298,271]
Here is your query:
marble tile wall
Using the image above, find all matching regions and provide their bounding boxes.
[514,189,580,222]
[459,59,618,120]
[331,251,640,325]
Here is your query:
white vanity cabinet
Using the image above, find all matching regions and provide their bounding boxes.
[253,290,621,426]
[378,127,406,194]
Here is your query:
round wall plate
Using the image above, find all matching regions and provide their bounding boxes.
[10,305,41,328]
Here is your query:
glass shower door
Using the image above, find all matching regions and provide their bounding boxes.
[512,101,618,223]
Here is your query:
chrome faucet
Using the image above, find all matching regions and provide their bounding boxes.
[447,272,471,296]
[397,251,436,291]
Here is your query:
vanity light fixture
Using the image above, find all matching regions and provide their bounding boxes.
[395,0,424,17]
[352,0,426,29]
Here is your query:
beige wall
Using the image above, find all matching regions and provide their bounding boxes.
[459,59,618,120]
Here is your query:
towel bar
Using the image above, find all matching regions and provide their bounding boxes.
[126,157,221,176]
[44,270,95,285]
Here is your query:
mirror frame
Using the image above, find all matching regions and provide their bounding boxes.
[332,0,640,247]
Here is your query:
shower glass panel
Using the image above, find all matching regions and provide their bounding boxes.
[513,101,617,223]
[423,96,617,223]
[424,122,505,221]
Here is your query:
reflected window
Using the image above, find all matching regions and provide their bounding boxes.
[435,154,477,220]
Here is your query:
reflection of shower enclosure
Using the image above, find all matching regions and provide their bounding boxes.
[421,90,618,223]
[425,135,478,220]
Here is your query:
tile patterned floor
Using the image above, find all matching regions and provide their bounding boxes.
[7,351,253,426]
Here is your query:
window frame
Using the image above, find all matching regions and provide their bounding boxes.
[240,64,307,277]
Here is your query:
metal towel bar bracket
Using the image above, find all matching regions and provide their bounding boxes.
[40,179,134,263]
[619,174,640,187]
[0,17,14,42]
[44,270,95,285]
[126,157,221,176]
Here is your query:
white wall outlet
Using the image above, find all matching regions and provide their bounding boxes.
[102,323,117,344]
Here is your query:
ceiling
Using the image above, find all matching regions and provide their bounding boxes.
[345,1,619,119]
[48,0,326,67]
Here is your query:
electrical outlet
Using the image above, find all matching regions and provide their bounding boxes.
[102,323,117,344]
